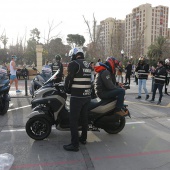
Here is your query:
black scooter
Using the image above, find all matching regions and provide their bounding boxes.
[0,68,10,115]
[29,67,52,97]
[25,73,130,140]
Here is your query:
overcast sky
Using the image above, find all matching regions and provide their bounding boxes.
[1,0,170,46]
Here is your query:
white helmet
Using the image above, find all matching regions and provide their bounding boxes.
[165,58,170,64]
[69,47,84,60]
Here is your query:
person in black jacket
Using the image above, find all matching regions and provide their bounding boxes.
[94,57,128,117]
[125,61,132,84]
[50,54,63,83]
[63,47,91,152]
[150,61,167,105]
[164,58,170,94]
[135,57,150,100]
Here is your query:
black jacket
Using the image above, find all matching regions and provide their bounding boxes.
[125,64,132,75]
[136,63,149,79]
[64,59,91,98]
[51,62,63,77]
[94,70,117,98]
[153,66,166,85]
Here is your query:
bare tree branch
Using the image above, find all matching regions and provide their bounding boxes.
[83,15,93,42]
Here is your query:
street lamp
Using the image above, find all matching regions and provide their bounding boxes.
[121,50,124,62]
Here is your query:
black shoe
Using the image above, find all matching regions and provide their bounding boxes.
[79,137,86,145]
[157,101,161,105]
[135,96,141,99]
[149,99,154,103]
[63,144,79,152]
[145,95,149,100]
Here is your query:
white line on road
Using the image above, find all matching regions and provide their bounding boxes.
[126,121,145,125]
[1,121,146,133]
[8,105,31,112]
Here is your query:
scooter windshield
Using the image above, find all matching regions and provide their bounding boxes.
[43,69,60,85]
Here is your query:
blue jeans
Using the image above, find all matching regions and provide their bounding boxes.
[138,79,148,96]
[98,88,125,109]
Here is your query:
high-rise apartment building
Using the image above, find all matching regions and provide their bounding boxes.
[125,3,169,57]
[98,18,125,57]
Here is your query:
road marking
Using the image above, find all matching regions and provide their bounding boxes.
[125,101,170,108]
[11,149,170,169]
[2,129,26,132]
[8,105,31,112]
[1,121,146,133]
[1,126,56,132]
[126,121,145,125]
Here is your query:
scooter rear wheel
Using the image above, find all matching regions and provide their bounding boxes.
[104,117,126,134]
[26,117,51,140]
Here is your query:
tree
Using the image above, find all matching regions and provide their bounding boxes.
[0,35,8,49]
[66,34,85,47]
[130,25,147,64]
[110,20,125,60]
[30,28,40,43]
[83,14,105,62]
[9,41,24,64]
[0,30,8,63]
[42,20,62,60]
[45,37,71,62]
[23,28,41,65]
[147,36,169,64]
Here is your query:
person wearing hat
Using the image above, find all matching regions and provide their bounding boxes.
[150,60,167,105]
[50,54,63,83]
[135,57,149,100]
[63,47,91,152]
[9,55,22,93]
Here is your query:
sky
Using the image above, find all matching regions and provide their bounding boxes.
[0,0,170,47]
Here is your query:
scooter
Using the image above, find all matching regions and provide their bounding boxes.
[29,67,52,96]
[25,73,130,140]
[0,68,10,115]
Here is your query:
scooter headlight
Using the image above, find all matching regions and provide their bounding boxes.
[34,77,38,81]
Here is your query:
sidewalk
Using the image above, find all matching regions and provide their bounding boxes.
[9,79,31,97]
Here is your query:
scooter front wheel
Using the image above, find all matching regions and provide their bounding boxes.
[26,117,51,140]
[104,116,126,134]
[0,101,9,115]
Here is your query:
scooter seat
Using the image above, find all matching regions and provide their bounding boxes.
[88,97,116,110]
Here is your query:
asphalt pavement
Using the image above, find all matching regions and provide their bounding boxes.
[0,94,170,170]
[1,76,169,169]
